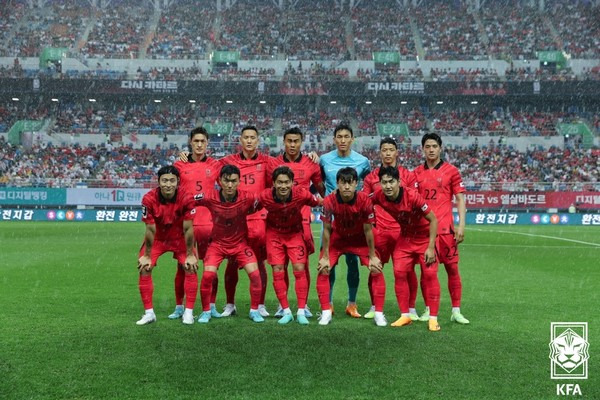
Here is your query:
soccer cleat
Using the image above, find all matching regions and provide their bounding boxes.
[428,319,441,332]
[182,310,194,325]
[210,304,222,318]
[374,314,388,327]
[304,305,313,318]
[297,313,309,325]
[418,307,430,322]
[197,311,211,324]
[318,310,332,326]
[136,312,156,326]
[363,306,376,319]
[451,312,470,324]
[391,316,413,327]
[258,305,270,317]
[274,306,285,318]
[409,313,420,321]
[167,307,184,319]
[278,312,294,325]
[221,304,237,317]
[345,304,361,318]
[249,310,265,323]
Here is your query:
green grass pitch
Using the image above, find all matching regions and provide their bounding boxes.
[1,222,598,399]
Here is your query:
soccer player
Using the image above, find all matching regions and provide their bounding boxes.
[136,166,198,326]
[317,167,385,326]
[319,123,370,318]
[362,137,420,321]
[259,166,322,325]
[267,127,325,318]
[413,133,469,324]
[371,166,441,331]
[193,164,265,323]
[172,126,222,320]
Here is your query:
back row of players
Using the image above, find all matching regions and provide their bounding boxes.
[136,124,468,330]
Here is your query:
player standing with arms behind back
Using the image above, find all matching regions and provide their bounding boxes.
[413,133,469,324]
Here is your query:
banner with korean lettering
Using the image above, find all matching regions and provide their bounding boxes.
[65,188,150,206]
[0,188,66,205]
[0,209,141,222]
[464,191,600,210]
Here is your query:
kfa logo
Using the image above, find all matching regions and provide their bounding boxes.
[549,322,589,379]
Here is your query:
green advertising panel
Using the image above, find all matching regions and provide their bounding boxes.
[373,52,400,64]
[376,123,410,136]
[0,188,66,205]
[537,51,567,67]
[204,123,233,135]
[557,123,591,136]
[211,51,240,63]
[39,47,68,68]
[7,120,44,145]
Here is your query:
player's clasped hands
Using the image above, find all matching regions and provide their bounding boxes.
[138,255,152,272]
[424,248,436,265]
[368,256,383,273]
[317,257,330,274]
[184,255,198,272]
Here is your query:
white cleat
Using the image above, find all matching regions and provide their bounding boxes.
[221,303,237,317]
[274,305,285,318]
[136,312,156,326]
[182,310,194,325]
[374,313,388,327]
[304,305,313,318]
[318,310,332,326]
[258,305,270,317]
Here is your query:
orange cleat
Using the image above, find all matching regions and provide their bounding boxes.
[428,319,441,332]
[345,304,361,318]
[391,316,413,327]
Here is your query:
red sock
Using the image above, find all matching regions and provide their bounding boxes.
[174,266,185,306]
[272,271,289,309]
[419,268,428,309]
[293,270,307,309]
[445,263,462,308]
[283,266,290,291]
[224,261,239,304]
[304,264,311,303]
[367,274,375,305]
[371,273,386,312]
[258,260,267,304]
[210,275,218,304]
[316,274,331,311]
[408,267,418,309]
[184,273,198,309]
[248,270,262,310]
[200,271,217,311]
[422,264,440,316]
[138,275,154,310]
[393,269,409,314]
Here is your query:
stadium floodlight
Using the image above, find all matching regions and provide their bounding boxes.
[11,97,19,101]
[88,98,96,102]
[330,100,337,104]
[436,101,444,104]
[400,101,407,104]
[188,100,196,103]
[365,101,372,104]
[259,100,266,104]
[154,99,162,103]
[51,98,59,102]
[226,100,233,104]
[471,101,478,104]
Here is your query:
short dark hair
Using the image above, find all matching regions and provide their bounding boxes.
[378,165,399,181]
[380,137,398,149]
[421,133,442,147]
[272,166,294,182]
[241,125,259,136]
[336,167,358,183]
[158,165,180,179]
[220,164,240,179]
[283,126,303,140]
[190,126,209,140]
[333,123,353,138]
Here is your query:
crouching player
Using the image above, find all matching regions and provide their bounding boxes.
[371,166,440,331]
[193,165,265,323]
[259,166,322,325]
[317,167,385,326]
[136,166,198,326]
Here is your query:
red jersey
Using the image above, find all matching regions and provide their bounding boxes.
[321,191,375,239]
[363,165,416,229]
[259,187,321,233]
[141,187,195,243]
[266,153,323,191]
[174,156,220,226]
[412,160,465,235]
[220,152,271,220]
[194,189,261,245]
[371,187,432,238]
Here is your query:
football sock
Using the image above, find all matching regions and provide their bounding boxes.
[371,272,386,312]
[422,265,441,317]
[174,266,185,306]
[393,269,410,314]
[304,264,311,303]
[258,260,268,305]
[183,272,198,309]
[328,266,336,303]
[224,261,239,304]
[408,267,418,309]
[445,263,463,308]
[409,307,417,315]
[452,307,461,314]
[145,308,155,315]
[346,254,359,303]
[139,275,154,310]
[210,275,218,304]
[367,274,375,305]
[293,270,308,309]
[272,271,289,309]
[200,271,217,312]
[283,265,290,291]
[317,274,331,310]
[248,269,262,310]
[297,308,306,316]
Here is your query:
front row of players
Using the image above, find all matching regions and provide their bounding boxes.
[137,132,468,330]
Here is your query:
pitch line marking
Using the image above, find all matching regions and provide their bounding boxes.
[469,228,600,248]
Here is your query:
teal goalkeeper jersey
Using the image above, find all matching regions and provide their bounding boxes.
[319,149,371,195]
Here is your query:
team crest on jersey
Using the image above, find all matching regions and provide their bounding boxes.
[190,208,196,215]
[206,169,211,176]
[298,170,305,178]
[421,204,429,212]
[368,213,375,219]
[142,206,147,218]
[256,164,263,171]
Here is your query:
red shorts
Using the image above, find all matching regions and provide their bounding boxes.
[321,235,375,269]
[436,233,460,265]
[247,219,266,245]
[392,235,436,272]
[204,241,257,268]
[193,224,212,260]
[266,229,308,266]
[373,227,400,265]
[139,240,188,266]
